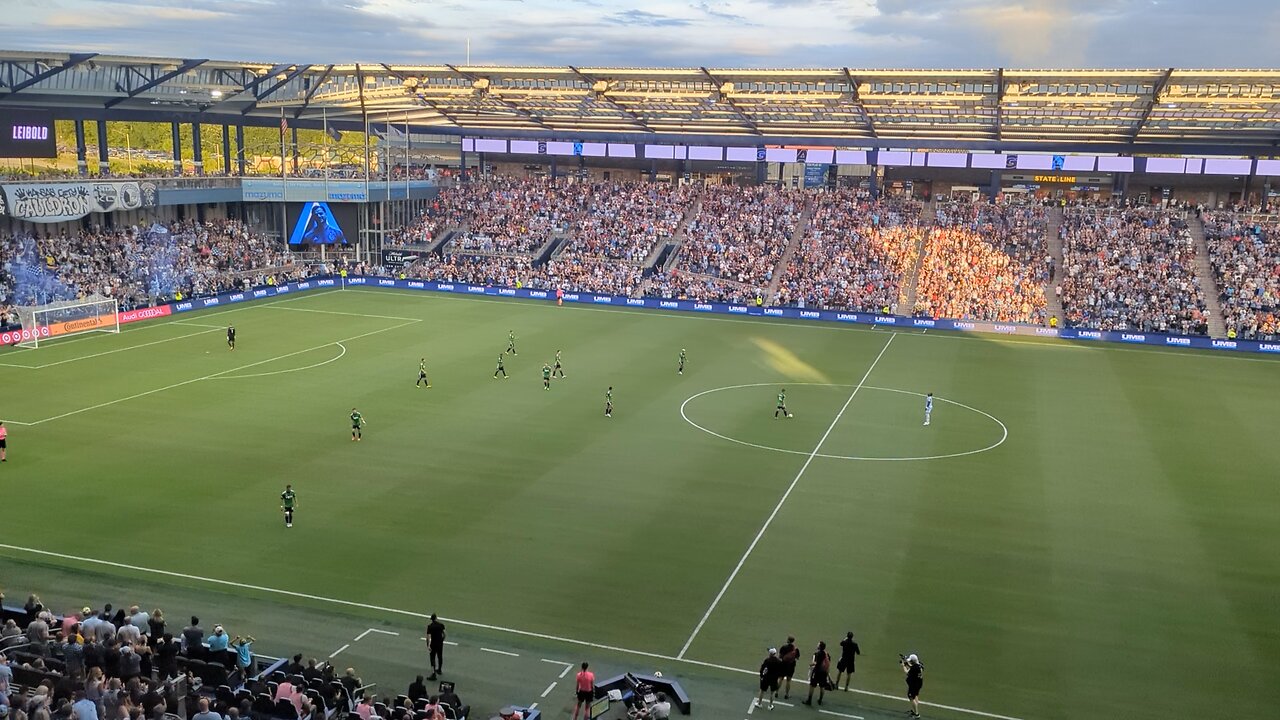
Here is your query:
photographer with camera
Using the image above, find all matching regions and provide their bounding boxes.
[900,653,924,718]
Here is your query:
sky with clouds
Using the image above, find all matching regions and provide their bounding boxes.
[3,0,1279,68]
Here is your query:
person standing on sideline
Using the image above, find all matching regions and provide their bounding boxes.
[777,636,799,699]
[571,662,595,720]
[0,421,7,462]
[755,647,784,709]
[226,325,236,351]
[836,631,860,690]
[425,614,446,680]
[923,393,933,426]
[802,641,831,706]
[902,653,924,718]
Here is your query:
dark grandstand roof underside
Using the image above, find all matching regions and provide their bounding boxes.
[2,51,1279,154]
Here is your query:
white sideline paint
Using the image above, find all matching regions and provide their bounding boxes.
[353,628,400,642]
[676,334,896,660]
[0,542,1025,720]
[328,644,350,659]
[481,648,520,657]
[20,320,417,425]
[540,683,557,698]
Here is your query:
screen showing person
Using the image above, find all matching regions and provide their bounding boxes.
[289,202,349,245]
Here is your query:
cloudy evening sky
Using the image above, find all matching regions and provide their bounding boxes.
[3,0,1279,67]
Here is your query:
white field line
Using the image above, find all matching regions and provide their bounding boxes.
[208,342,347,380]
[558,664,573,679]
[0,541,1025,720]
[480,647,520,657]
[328,644,350,659]
[540,683,557,698]
[818,709,864,719]
[29,328,224,369]
[170,321,228,329]
[262,305,423,322]
[539,658,570,666]
[676,333,896,659]
[353,628,399,642]
[343,286,1280,365]
[20,320,417,425]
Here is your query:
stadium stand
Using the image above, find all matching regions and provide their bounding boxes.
[1201,211,1280,339]
[0,593,487,720]
[0,221,303,329]
[1058,207,1209,334]
[913,199,1049,324]
[773,190,924,312]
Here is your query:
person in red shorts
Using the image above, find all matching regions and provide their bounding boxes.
[571,661,595,720]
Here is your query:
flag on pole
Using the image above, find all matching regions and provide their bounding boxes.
[280,114,289,137]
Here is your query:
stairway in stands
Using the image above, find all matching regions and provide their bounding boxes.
[1186,213,1228,337]
[1044,206,1066,325]
[763,198,815,302]
[899,198,935,314]
[635,190,704,297]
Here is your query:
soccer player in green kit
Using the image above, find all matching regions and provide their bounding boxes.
[350,408,365,440]
[678,348,686,375]
[553,350,565,378]
[605,386,613,418]
[494,354,507,379]
[416,358,431,388]
[507,331,518,355]
[542,363,552,390]
[280,484,297,528]
[775,389,793,418]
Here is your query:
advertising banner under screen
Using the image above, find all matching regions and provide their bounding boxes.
[0,109,57,158]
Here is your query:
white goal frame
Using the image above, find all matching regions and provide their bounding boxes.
[16,297,120,349]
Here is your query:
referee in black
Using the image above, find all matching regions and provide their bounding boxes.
[901,653,924,718]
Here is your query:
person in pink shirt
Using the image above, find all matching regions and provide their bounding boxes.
[571,662,595,720]
[0,421,8,461]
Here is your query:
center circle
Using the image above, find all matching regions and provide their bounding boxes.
[679,382,1008,461]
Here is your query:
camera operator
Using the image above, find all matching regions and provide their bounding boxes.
[900,653,924,718]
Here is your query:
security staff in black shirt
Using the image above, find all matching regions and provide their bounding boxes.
[836,631,861,690]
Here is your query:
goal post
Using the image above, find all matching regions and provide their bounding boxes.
[16,296,120,348]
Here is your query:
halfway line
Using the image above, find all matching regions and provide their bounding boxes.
[676,333,896,659]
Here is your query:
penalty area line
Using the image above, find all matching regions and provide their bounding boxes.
[0,541,1026,720]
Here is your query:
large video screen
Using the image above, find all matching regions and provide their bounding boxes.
[0,109,57,158]
[288,202,354,245]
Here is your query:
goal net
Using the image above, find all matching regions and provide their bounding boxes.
[15,296,120,348]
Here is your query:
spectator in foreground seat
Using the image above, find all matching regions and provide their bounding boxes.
[406,676,428,703]
[437,685,469,720]
[190,698,221,720]
[206,626,229,653]
[181,618,203,654]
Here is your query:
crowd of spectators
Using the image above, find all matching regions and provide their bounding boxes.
[675,185,804,289]
[443,177,579,255]
[774,190,923,312]
[1201,211,1280,339]
[1059,207,1208,334]
[912,199,1049,323]
[0,220,300,326]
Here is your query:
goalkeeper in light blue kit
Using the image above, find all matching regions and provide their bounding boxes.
[923,393,933,426]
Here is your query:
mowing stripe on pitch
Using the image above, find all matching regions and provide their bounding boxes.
[676,334,897,660]
[0,541,1025,720]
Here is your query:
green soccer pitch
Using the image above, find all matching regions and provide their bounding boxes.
[1,287,1278,720]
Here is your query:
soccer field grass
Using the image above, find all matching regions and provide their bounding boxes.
[1,287,1278,720]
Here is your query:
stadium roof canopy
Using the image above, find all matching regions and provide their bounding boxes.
[3,51,1280,154]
